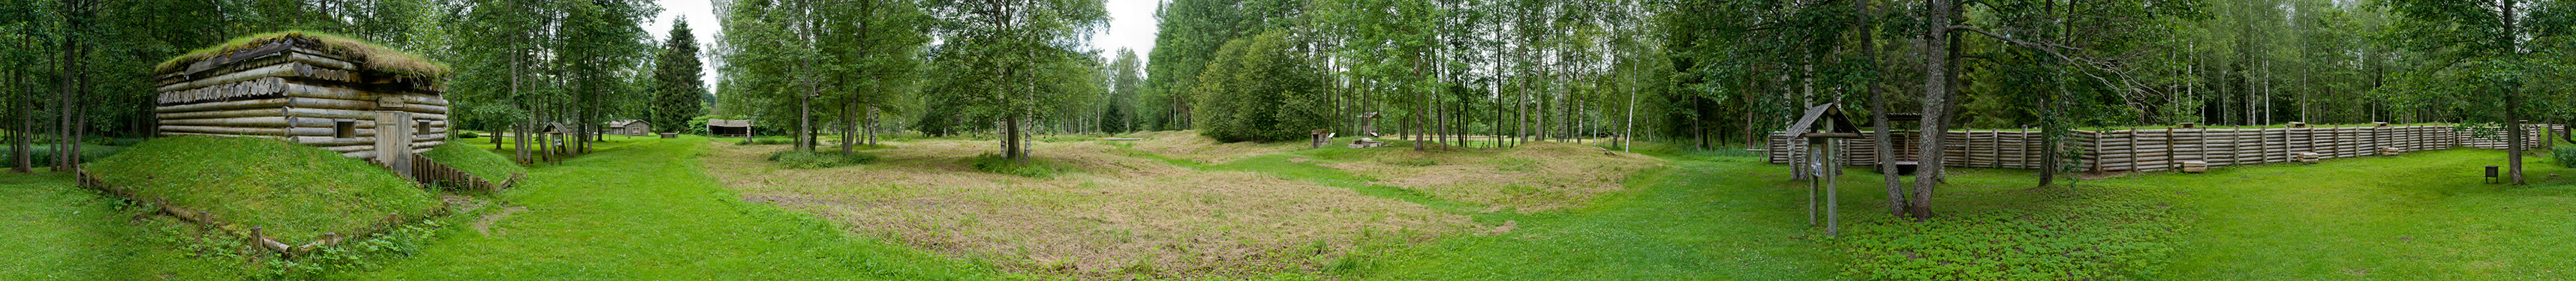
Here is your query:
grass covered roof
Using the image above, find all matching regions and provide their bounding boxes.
[86,136,441,242]
[155,31,451,78]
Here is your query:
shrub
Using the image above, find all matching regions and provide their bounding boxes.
[2556,145,2576,168]
[767,151,878,169]
[1190,31,1332,142]
[0,144,125,165]
[968,154,1064,178]
[457,131,481,139]
[740,137,796,145]
[420,142,524,181]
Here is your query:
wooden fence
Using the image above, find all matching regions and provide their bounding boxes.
[1771,124,2559,172]
[390,154,519,191]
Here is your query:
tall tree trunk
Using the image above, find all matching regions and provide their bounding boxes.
[867,106,880,145]
[1858,0,1900,215]
[1909,0,1955,219]
[11,25,29,173]
[2503,0,2525,185]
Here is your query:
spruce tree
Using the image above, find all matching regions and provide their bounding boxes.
[651,19,707,133]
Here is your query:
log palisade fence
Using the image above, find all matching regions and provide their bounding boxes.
[1770,124,2559,172]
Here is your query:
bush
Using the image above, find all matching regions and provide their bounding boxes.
[420,142,524,181]
[0,144,125,166]
[766,151,878,169]
[739,136,796,145]
[2556,146,2576,168]
[968,154,1064,178]
[1190,31,1332,142]
[458,131,482,139]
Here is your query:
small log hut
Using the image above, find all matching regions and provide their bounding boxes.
[152,32,450,165]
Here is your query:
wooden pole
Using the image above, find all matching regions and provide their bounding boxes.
[1807,139,1819,227]
[1825,139,1840,236]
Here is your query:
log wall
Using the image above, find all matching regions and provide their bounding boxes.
[1771,124,2559,172]
[155,45,449,160]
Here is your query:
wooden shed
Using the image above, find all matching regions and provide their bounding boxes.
[606,120,650,136]
[152,31,450,163]
[709,119,754,137]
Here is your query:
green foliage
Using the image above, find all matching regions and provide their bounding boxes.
[420,142,525,181]
[649,20,709,133]
[739,136,796,145]
[724,0,934,151]
[966,154,1067,178]
[1191,31,1332,142]
[2556,146,2576,168]
[0,144,123,166]
[1840,188,2181,280]
[84,136,440,243]
[155,31,452,77]
[766,151,880,169]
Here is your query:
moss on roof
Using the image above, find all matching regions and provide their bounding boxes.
[155,31,451,78]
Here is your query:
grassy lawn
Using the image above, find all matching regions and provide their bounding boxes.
[337,136,1007,280]
[0,172,245,280]
[86,136,443,243]
[2147,149,2576,279]
[9,131,2574,280]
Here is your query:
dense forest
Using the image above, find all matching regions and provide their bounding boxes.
[0,0,2568,201]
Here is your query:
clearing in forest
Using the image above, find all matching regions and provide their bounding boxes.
[703,131,1666,279]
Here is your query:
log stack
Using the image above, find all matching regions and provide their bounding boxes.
[152,31,450,160]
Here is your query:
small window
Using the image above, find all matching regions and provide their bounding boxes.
[334,121,357,139]
[417,121,432,136]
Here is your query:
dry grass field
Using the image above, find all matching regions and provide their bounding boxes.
[1316,142,1664,212]
[703,136,1479,279]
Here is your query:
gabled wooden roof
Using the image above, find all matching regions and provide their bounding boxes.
[709,119,754,127]
[1786,103,1860,138]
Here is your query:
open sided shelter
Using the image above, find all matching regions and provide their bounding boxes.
[709,119,754,137]
[152,31,450,166]
[606,120,651,136]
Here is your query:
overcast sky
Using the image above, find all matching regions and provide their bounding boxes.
[645,0,721,89]
[648,0,1162,91]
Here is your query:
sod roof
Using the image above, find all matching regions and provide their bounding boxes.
[154,31,451,78]
[86,136,441,243]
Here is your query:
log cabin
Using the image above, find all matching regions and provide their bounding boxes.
[151,31,451,165]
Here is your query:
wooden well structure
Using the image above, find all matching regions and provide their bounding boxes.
[152,32,450,167]
[1783,103,1859,236]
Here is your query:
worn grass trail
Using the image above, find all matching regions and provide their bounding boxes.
[1336,157,1837,280]
[1152,144,1841,280]
[341,136,1004,280]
